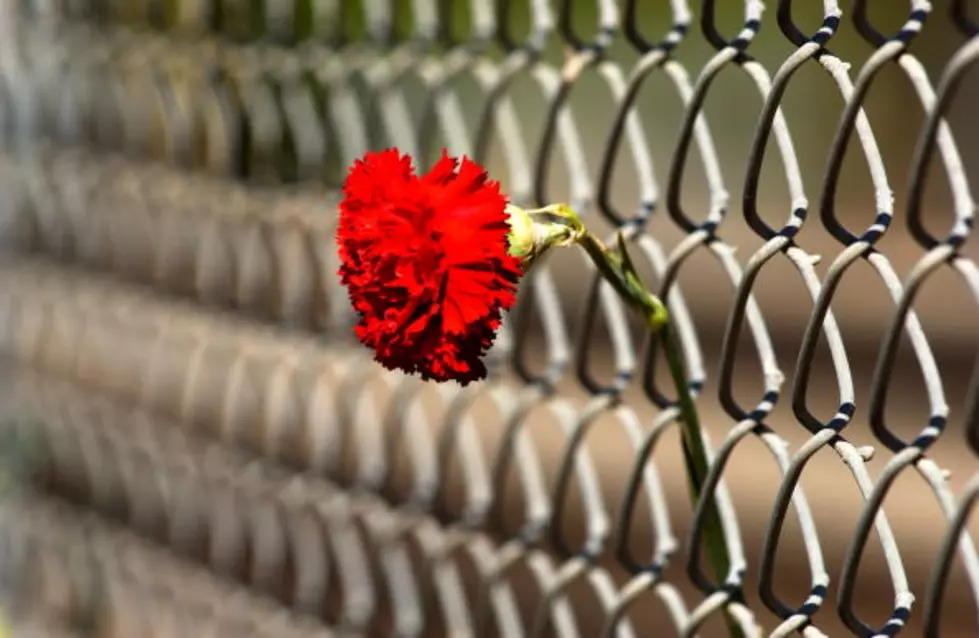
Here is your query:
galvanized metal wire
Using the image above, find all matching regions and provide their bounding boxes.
[0,0,977,636]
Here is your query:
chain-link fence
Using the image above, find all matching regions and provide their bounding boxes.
[0,0,977,636]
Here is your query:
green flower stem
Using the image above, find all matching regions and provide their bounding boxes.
[578,230,743,638]
[660,321,743,632]
[508,204,741,633]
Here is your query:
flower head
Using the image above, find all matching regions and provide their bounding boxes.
[336,148,523,385]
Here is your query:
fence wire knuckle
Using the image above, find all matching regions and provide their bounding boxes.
[0,0,977,636]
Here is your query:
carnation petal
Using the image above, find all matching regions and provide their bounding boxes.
[337,147,524,384]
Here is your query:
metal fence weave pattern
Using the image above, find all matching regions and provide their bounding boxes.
[0,1,978,637]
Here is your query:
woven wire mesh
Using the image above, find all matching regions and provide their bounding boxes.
[0,0,977,636]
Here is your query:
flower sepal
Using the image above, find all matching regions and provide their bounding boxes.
[506,203,585,270]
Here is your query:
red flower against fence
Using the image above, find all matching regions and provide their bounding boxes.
[336,148,523,385]
[336,147,728,601]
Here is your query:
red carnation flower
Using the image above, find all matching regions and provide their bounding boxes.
[336,148,523,385]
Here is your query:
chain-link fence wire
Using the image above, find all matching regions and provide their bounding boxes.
[0,0,978,636]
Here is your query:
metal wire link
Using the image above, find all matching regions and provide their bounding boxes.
[0,489,347,637]
[0,1,977,637]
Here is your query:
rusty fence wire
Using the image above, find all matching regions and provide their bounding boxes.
[0,0,978,636]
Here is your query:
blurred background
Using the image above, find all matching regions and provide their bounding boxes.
[0,0,977,636]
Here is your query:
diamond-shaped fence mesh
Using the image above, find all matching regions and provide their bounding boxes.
[0,1,977,636]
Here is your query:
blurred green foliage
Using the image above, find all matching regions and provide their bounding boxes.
[73,0,977,225]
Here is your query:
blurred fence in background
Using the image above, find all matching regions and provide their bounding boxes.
[0,0,978,636]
